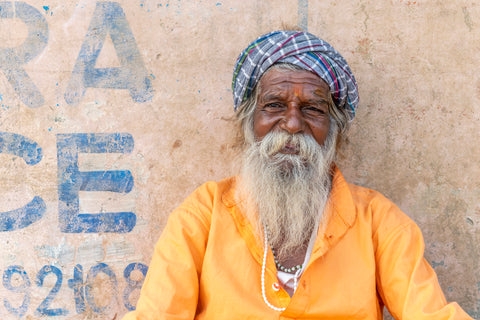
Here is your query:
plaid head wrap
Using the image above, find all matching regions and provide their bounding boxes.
[232,30,359,121]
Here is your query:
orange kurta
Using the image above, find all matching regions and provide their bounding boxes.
[123,169,473,320]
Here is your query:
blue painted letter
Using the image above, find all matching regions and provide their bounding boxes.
[65,1,153,104]
[0,1,48,108]
[0,132,45,231]
[57,133,136,233]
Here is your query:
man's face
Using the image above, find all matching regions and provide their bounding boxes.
[253,68,331,150]
[240,69,337,259]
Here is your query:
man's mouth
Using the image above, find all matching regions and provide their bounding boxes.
[279,143,299,155]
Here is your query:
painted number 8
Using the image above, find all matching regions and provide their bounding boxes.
[123,263,148,311]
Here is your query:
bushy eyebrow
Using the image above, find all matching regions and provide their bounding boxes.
[261,93,284,102]
[306,98,329,105]
[259,89,329,105]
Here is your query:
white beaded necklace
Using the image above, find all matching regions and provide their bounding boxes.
[261,224,302,312]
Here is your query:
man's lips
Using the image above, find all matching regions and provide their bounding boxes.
[279,144,299,155]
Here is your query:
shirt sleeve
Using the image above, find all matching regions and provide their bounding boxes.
[374,206,474,320]
[122,189,212,320]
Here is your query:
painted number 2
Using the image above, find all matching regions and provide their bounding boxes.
[35,266,68,316]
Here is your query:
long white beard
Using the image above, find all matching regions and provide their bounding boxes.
[237,128,337,260]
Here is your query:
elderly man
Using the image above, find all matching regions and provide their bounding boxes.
[123,31,473,319]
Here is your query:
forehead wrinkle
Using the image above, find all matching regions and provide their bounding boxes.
[259,89,287,102]
[261,89,328,105]
[314,88,330,97]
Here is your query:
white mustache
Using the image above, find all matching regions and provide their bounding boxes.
[257,131,320,160]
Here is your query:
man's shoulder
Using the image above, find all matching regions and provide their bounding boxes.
[178,176,238,213]
[344,181,416,229]
[190,176,237,199]
[346,182,390,204]
[332,168,395,209]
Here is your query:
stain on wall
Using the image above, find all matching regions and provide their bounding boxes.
[0,0,477,318]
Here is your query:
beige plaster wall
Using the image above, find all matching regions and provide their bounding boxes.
[0,0,477,318]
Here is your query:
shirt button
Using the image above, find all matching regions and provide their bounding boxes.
[272,282,280,291]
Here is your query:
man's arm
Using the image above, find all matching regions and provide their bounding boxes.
[374,211,473,320]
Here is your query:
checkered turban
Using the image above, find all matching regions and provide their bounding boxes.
[232,30,359,121]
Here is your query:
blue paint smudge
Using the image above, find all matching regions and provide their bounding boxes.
[43,5,49,12]
[430,260,445,269]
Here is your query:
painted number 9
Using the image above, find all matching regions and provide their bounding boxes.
[3,265,31,318]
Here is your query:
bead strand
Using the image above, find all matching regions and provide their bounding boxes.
[271,248,302,273]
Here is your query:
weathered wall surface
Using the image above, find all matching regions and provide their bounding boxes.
[0,0,477,319]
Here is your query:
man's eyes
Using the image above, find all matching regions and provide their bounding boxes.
[264,103,284,110]
[303,105,327,115]
[261,103,328,115]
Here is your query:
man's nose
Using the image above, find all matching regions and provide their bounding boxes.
[279,107,304,134]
